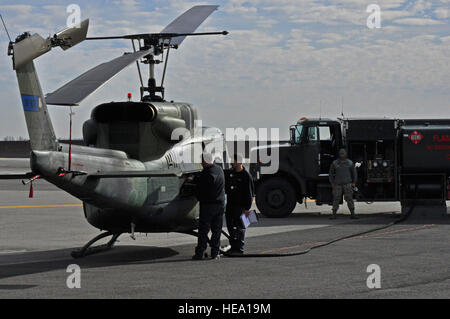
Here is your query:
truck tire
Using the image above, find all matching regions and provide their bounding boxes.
[256,177,297,218]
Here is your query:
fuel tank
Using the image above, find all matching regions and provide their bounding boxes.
[401,125,450,173]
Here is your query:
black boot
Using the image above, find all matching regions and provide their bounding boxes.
[192,254,204,260]
[350,211,359,219]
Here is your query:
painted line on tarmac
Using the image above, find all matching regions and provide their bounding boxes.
[0,204,82,209]
[0,250,28,255]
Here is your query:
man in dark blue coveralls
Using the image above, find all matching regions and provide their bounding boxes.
[193,153,225,260]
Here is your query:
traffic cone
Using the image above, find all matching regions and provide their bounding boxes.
[29,182,34,198]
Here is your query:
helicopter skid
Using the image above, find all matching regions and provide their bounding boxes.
[71,232,121,259]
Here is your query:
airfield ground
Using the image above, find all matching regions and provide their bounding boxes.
[0,158,449,298]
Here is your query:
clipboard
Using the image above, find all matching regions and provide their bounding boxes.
[240,209,259,229]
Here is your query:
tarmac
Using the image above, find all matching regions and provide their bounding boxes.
[0,158,449,298]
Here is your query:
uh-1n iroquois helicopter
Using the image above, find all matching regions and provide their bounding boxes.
[0,5,231,257]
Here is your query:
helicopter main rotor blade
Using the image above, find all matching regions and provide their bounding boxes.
[86,31,227,42]
[85,5,221,46]
[45,49,151,106]
[160,5,219,46]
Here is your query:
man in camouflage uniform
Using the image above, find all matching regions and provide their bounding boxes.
[329,148,358,219]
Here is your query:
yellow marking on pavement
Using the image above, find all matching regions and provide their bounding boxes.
[0,204,82,209]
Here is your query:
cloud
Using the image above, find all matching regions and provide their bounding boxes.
[394,18,443,25]
[224,0,258,14]
[434,7,450,19]
[0,0,449,140]
[0,4,33,12]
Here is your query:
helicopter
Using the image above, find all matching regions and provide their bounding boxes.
[1,5,230,258]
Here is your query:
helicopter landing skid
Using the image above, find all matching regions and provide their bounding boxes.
[71,232,121,258]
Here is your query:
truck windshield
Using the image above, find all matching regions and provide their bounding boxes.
[294,125,303,143]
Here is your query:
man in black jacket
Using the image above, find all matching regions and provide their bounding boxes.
[193,153,225,260]
[225,154,254,254]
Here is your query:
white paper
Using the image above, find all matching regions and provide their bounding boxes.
[240,210,258,229]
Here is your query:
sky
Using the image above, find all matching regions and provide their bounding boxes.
[0,0,448,140]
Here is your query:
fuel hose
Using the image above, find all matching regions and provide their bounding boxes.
[223,205,415,258]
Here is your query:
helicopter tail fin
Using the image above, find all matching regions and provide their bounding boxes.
[15,62,58,151]
[10,20,89,151]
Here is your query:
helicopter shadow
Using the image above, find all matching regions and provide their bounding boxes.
[0,245,180,281]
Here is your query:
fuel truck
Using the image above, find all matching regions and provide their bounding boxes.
[249,118,450,217]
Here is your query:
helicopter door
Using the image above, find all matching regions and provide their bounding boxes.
[300,126,320,179]
[147,177,179,204]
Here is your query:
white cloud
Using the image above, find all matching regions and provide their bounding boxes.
[434,7,450,19]
[0,4,33,12]
[407,0,432,14]
[394,17,443,25]
[0,0,449,140]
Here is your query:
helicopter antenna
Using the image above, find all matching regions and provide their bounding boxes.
[0,14,12,42]
[319,100,323,120]
[340,96,345,118]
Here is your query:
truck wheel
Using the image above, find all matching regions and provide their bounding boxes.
[256,177,297,218]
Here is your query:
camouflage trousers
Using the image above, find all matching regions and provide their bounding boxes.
[332,183,355,215]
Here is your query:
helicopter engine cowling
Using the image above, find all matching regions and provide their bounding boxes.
[82,101,197,161]
[82,119,98,146]
[153,116,186,141]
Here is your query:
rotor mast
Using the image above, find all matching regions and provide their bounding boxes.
[144,53,162,101]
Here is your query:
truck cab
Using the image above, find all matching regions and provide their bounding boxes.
[250,118,342,217]
[290,118,343,176]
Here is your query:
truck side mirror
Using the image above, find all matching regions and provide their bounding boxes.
[289,126,296,145]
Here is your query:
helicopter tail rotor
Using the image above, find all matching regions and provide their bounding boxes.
[11,19,89,70]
